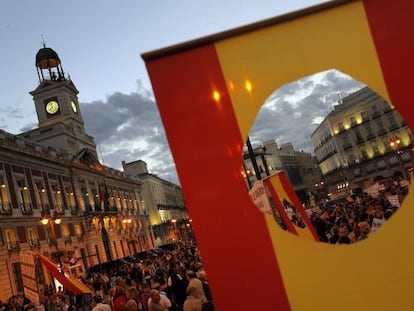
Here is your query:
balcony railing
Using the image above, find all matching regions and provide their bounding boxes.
[29,238,40,247]
[40,203,51,215]
[356,137,365,145]
[0,202,12,215]
[63,236,72,244]
[7,241,20,252]
[389,123,400,131]
[47,237,58,247]
[70,206,79,215]
[361,116,370,123]
[371,111,381,120]
[383,106,393,114]
[55,204,64,215]
[377,128,387,136]
[318,150,338,163]
[342,143,353,150]
[84,204,92,213]
[20,203,33,215]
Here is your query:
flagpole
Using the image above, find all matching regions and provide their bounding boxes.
[246,136,262,180]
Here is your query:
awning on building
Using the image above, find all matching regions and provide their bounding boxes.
[37,255,92,294]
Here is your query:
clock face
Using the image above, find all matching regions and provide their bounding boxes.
[45,100,59,114]
[71,100,78,113]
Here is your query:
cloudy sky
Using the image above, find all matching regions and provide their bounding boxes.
[0,0,368,185]
[249,70,365,152]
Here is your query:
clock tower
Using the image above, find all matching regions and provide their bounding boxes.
[20,45,97,158]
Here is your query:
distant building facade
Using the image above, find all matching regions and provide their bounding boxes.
[243,139,320,203]
[122,160,190,245]
[311,86,412,198]
[0,46,154,301]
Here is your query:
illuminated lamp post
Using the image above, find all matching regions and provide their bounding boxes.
[40,212,65,278]
[122,217,132,225]
[40,212,62,225]
[241,162,252,189]
[122,217,133,237]
[314,181,324,204]
[40,212,62,247]
[171,218,180,242]
[122,217,134,254]
[389,136,407,180]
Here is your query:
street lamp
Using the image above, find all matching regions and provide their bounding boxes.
[241,162,253,189]
[40,212,62,225]
[314,181,327,204]
[170,218,180,242]
[389,135,407,179]
[122,217,132,225]
[40,212,62,249]
[389,136,401,150]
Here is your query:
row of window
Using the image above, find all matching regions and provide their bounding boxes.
[0,166,144,216]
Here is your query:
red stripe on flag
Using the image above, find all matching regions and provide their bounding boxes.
[363,0,414,126]
[145,44,291,310]
[278,172,319,241]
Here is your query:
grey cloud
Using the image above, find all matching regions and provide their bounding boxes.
[81,90,179,184]
[249,69,365,152]
[82,92,161,143]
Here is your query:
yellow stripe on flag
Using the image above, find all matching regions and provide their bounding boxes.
[267,174,315,241]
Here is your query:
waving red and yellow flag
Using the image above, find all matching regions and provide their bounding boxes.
[263,172,319,241]
[142,1,414,310]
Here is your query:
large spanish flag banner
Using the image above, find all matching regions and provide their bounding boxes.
[142,0,414,310]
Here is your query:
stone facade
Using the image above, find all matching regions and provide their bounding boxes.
[0,46,155,302]
[311,86,412,198]
[122,160,189,245]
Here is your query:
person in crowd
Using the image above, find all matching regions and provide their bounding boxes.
[138,282,152,311]
[168,263,188,310]
[54,295,69,311]
[112,286,127,311]
[370,209,385,232]
[195,272,212,302]
[91,296,111,311]
[147,290,168,311]
[186,272,206,304]
[147,289,171,310]
[125,300,138,311]
[126,287,142,310]
[183,286,202,311]
[357,221,371,241]
[329,225,351,244]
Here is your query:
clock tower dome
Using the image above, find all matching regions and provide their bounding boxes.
[20,45,97,158]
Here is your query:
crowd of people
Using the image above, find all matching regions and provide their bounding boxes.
[308,176,409,244]
[1,176,410,311]
[1,244,214,311]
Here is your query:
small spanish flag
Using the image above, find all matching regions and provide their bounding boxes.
[263,171,319,241]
